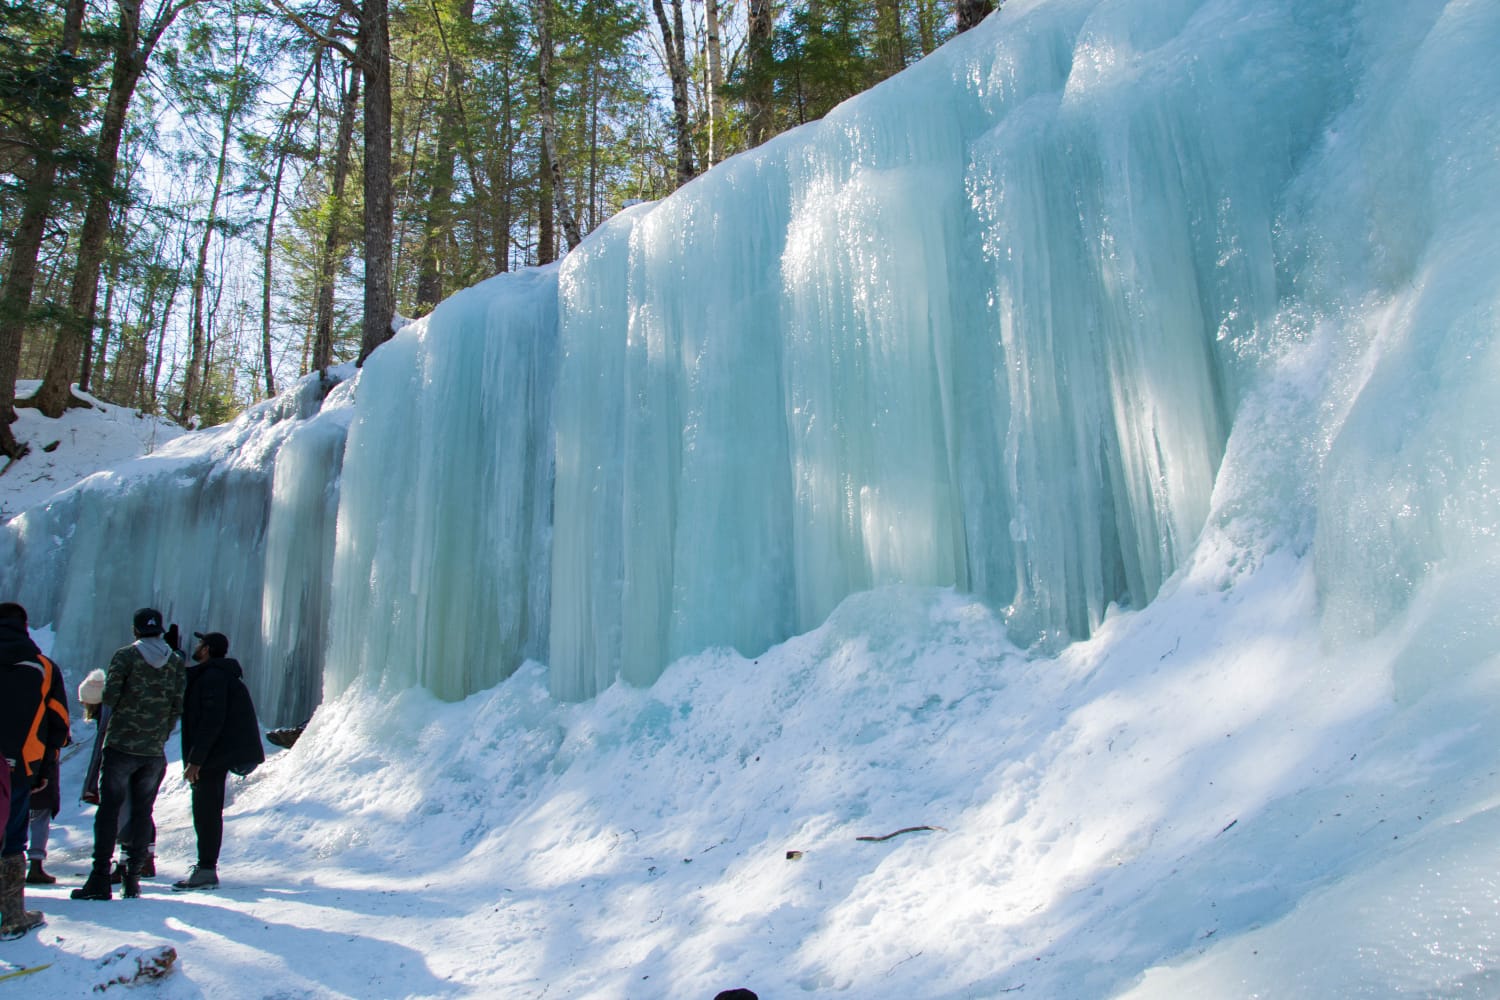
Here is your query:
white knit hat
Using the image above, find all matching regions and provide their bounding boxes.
[78,668,107,705]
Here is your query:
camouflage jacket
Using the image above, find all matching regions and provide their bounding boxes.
[101,638,186,756]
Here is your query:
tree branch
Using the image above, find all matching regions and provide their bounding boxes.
[267,0,356,61]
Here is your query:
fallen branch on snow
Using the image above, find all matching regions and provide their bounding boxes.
[855,825,946,842]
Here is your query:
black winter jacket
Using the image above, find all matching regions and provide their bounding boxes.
[181,656,265,773]
[1,620,67,780]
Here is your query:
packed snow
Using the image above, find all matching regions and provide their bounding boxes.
[3,0,1500,995]
[12,519,1498,997]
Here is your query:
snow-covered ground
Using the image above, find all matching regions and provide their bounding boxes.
[4,382,1499,997]
[0,382,183,522]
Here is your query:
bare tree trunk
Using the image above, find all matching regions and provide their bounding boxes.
[258,70,313,399]
[313,62,360,375]
[415,0,476,316]
[745,0,774,149]
[259,155,285,400]
[538,141,555,265]
[492,86,515,273]
[956,0,995,33]
[179,100,235,424]
[356,0,396,366]
[147,225,190,410]
[95,271,117,389]
[651,0,696,187]
[705,0,724,166]
[0,0,87,459]
[587,59,599,229]
[533,0,582,253]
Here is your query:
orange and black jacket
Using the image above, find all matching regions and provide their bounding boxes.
[0,619,70,779]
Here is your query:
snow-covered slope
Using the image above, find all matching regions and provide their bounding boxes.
[0,383,184,521]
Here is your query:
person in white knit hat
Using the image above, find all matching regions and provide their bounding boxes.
[76,664,160,885]
[78,669,105,705]
[77,669,108,800]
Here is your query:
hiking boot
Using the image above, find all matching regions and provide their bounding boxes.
[121,860,142,899]
[140,856,155,878]
[71,864,113,901]
[171,866,218,892]
[110,860,124,885]
[25,859,55,885]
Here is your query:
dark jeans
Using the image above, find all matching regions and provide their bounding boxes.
[2,767,29,857]
[92,749,166,870]
[191,765,230,868]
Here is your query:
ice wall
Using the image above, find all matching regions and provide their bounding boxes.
[0,372,351,725]
[547,0,1348,697]
[6,0,1496,711]
[321,268,558,701]
[1305,0,1500,660]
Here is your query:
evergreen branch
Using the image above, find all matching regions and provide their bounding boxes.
[267,0,356,61]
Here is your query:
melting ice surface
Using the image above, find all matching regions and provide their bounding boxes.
[3,0,1500,990]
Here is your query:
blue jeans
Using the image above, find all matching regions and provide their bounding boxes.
[27,808,51,861]
[91,749,166,870]
[2,768,29,857]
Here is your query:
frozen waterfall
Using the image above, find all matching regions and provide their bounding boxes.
[545,0,1345,698]
[0,374,350,725]
[3,0,1497,713]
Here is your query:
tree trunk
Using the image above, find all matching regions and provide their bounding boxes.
[876,0,906,77]
[916,0,939,55]
[258,69,313,399]
[705,0,724,166]
[259,152,286,400]
[33,0,198,421]
[650,0,696,187]
[533,0,582,253]
[0,0,88,459]
[587,57,599,229]
[313,62,360,375]
[93,271,117,390]
[956,0,995,33]
[538,140,555,265]
[415,0,476,316]
[356,0,396,366]
[745,0,774,148]
[179,98,234,425]
[492,78,515,273]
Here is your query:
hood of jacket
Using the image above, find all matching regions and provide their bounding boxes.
[133,635,173,668]
[0,619,43,667]
[188,656,244,682]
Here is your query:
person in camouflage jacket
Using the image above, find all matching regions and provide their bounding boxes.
[71,607,186,901]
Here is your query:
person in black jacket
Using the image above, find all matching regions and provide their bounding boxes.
[174,631,264,891]
[0,602,66,938]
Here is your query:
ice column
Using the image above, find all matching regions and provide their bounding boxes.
[323,268,558,701]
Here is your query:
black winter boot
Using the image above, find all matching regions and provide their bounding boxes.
[121,860,141,899]
[71,864,113,901]
[25,859,55,885]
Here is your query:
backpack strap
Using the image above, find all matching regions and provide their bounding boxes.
[19,655,53,776]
